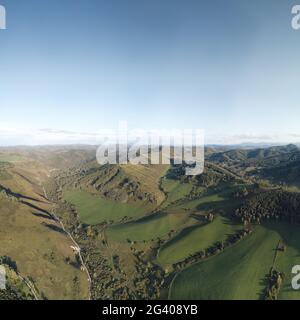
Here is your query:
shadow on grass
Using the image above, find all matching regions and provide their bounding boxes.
[42,222,66,235]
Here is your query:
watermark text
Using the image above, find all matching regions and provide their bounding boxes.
[292,5,300,30]
[96,122,204,176]
[0,5,6,30]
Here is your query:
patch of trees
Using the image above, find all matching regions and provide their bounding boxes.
[166,161,237,188]
[0,285,27,300]
[264,269,284,300]
[0,256,17,272]
[232,187,249,198]
[132,250,165,300]
[260,160,300,184]
[44,178,60,202]
[0,256,35,301]
[208,144,300,168]
[235,190,300,224]
[173,229,252,271]
[195,164,236,188]
[0,184,17,201]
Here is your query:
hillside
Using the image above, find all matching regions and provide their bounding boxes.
[0,155,90,300]
[1,144,300,300]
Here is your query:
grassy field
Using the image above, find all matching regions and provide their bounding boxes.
[169,225,281,300]
[64,189,149,225]
[158,216,242,267]
[161,178,193,208]
[0,154,24,163]
[266,223,300,300]
[178,192,226,210]
[0,157,90,300]
[106,211,197,243]
[171,184,245,213]
[0,195,89,300]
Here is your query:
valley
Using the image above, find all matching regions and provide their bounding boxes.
[1,144,300,300]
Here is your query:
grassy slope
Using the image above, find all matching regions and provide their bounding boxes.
[64,189,149,225]
[178,192,226,210]
[169,225,280,300]
[267,223,300,300]
[122,164,169,206]
[161,178,193,208]
[107,212,196,243]
[0,196,89,300]
[158,216,242,267]
[0,154,24,163]
[0,162,89,300]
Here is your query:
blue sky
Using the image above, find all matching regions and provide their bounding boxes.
[0,0,300,145]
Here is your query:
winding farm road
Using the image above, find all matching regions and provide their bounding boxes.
[42,187,92,300]
[17,273,39,300]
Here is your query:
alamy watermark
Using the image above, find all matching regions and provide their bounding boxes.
[292,5,300,30]
[0,5,6,30]
[292,265,300,290]
[96,122,204,176]
[0,265,6,290]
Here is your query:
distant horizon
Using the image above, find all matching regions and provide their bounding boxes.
[0,141,299,149]
[1,122,300,146]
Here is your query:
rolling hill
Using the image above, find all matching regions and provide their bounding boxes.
[2,144,300,300]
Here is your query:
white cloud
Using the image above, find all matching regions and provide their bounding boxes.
[0,123,104,145]
[205,132,300,145]
[0,122,300,146]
